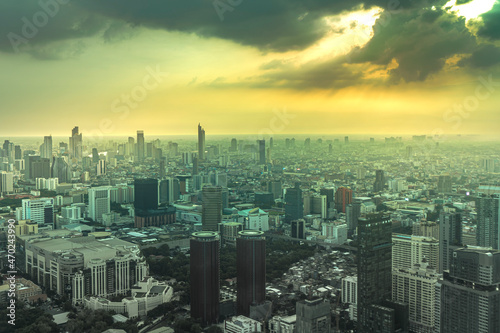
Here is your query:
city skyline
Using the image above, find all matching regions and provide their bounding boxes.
[1,0,500,137]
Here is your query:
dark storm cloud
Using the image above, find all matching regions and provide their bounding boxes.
[349,8,477,82]
[477,2,500,41]
[458,44,500,68]
[0,0,448,56]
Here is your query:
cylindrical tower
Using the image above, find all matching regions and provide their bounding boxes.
[190,232,220,325]
[237,230,266,317]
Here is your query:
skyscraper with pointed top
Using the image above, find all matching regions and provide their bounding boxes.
[198,123,205,161]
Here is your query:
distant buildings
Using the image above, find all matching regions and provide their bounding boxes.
[439,212,462,273]
[334,187,352,213]
[21,197,54,225]
[88,186,111,223]
[0,171,13,194]
[437,175,452,193]
[392,234,439,271]
[137,130,145,163]
[373,170,385,192]
[202,185,222,231]
[198,123,206,161]
[69,126,82,159]
[476,196,500,250]
[224,315,263,333]
[285,183,303,223]
[190,232,220,325]
[291,219,306,239]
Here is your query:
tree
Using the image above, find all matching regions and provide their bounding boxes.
[207,326,223,333]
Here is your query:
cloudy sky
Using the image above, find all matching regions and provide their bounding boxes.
[1,0,499,138]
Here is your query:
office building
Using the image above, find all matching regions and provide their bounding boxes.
[198,123,206,160]
[202,185,222,231]
[392,263,441,333]
[190,232,220,325]
[238,208,269,231]
[22,197,54,225]
[96,159,106,176]
[258,139,266,165]
[268,181,282,200]
[439,247,500,333]
[295,298,331,333]
[341,276,357,305]
[40,135,52,159]
[32,157,51,179]
[69,126,83,159]
[392,234,439,271]
[137,130,145,162]
[439,212,462,273]
[237,231,266,317]
[373,170,385,192]
[0,171,13,195]
[285,183,303,223]
[269,315,296,333]
[23,235,148,302]
[14,219,39,236]
[437,175,452,193]
[134,178,158,211]
[291,219,306,239]
[476,196,500,250]
[134,206,176,228]
[412,221,439,239]
[51,157,70,183]
[334,187,352,213]
[88,186,111,223]
[224,316,263,333]
[346,202,361,235]
[219,222,243,246]
[320,188,334,210]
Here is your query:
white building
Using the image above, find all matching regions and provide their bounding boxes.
[322,223,348,245]
[22,197,54,225]
[392,234,439,271]
[341,276,357,320]
[97,160,106,176]
[392,263,441,333]
[238,208,269,231]
[224,315,263,333]
[84,276,173,318]
[36,177,59,191]
[269,315,296,333]
[88,186,111,223]
[0,171,13,194]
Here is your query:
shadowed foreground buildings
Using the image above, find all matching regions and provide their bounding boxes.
[357,214,409,333]
[295,298,331,333]
[202,185,222,231]
[190,232,220,325]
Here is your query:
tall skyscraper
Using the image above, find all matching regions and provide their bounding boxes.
[346,202,361,235]
[230,138,237,152]
[88,186,110,223]
[439,212,462,273]
[291,219,306,239]
[14,145,21,160]
[32,158,51,180]
[357,214,408,332]
[320,188,334,210]
[198,123,206,161]
[258,139,266,165]
[285,183,303,223]
[237,231,266,317]
[92,148,99,164]
[134,178,158,211]
[373,170,385,192]
[437,175,452,193]
[69,126,83,159]
[40,135,52,159]
[476,196,500,250]
[127,137,135,156]
[51,157,70,183]
[439,247,500,333]
[137,130,145,162]
[97,160,106,176]
[190,232,220,325]
[202,185,222,231]
[334,187,352,213]
[295,299,331,333]
[0,171,14,195]
[392,234,439,271]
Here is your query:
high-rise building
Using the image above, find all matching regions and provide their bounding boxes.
[392,234,439,271]
[357,214,408,332]
[334,187,352,213]
[224,316,263,333]
[392,262,440,333]
[439,212,462,273]
[202,185,222,231]
[439,247,500,333]
[346,202,361,235]
[137,130,145,162]
[51,157,70,183]
[412,221,439,239]
[40,135,52,159]
[258,139,266,165]
[285,183,303,223]
[32,158,51,180]
[21,197,54,225]
[237,231,266,317]
[88,187,110,223]
[198,123,206,161]
[134,178,158,211]
[92,148,99,164]
[69,126,83,159]
[230,138,237,152]
[437,175,452,193]
[0,171,14,194]
[320,188,334,210]
[127,137,135,156]
[476,196,500,250]
[373,170,385,192]
[268,181,282,200]
[97,160,106,176]
[291,219,306,239]
[190,232,220,325]
[295,298,331,333]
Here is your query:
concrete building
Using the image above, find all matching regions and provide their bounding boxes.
[88,186,111,223]
[392,234,439,271]
[295,298,331,333]
[269,315,296,333]
[15,219,38,236]
[22,197,54,225]
[412,221,439,240]
[439,212,462,273]
[202,185,222,231]
[0,171,14,194]
[476,196,500,250]
[392,263,441,333]
[224,315,263,333]
[237,208,269,231]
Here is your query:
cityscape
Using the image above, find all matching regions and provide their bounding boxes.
[1,0,500,333]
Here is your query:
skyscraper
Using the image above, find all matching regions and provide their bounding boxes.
[476,196,500,250]
[198,123,206,161]
[392,234,439,271]
[295,299,331,333]
[0,171,14,195]
[285,183,303,223]
[32,158,51,179]
[97,160,106,176]
[258,139,266,165]
[92,148,99,164]
[127,137,135,156]
[202,185,222,231]
[69,126,82,159]
[137,130,145,162]
[51,157,70,183]
[134,178,158,211]
[320,188,334,210]
[291,219,306,239]
[357,214,408,332]
[373,169,385,192]
[88,186,110,223]
[439,247,500,333]
[237,231,266,317]
[437,175,452,193]
[334,187,352,213]
[40,135,52,159]
[346,202,361,235]
[439,212,462,273]
[190,232,220,325]
[230,138,237,152]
